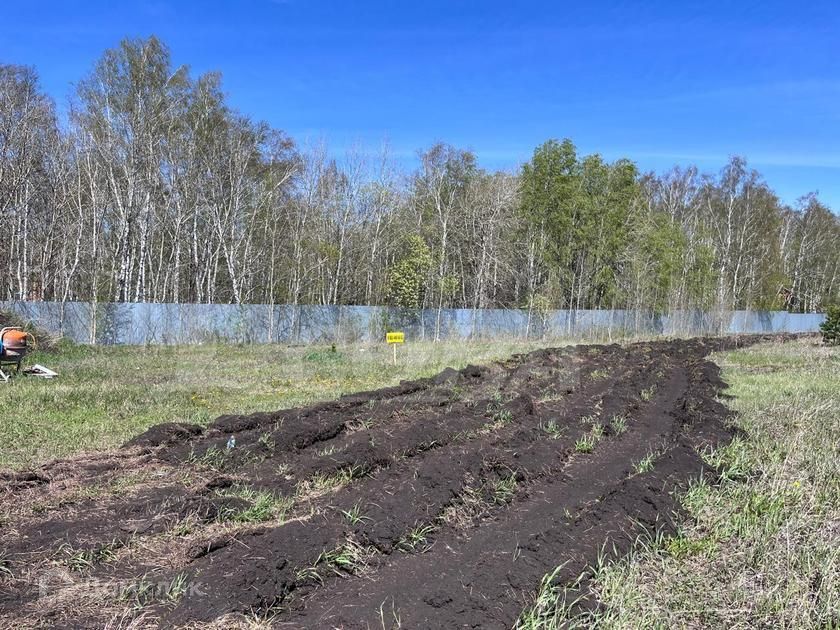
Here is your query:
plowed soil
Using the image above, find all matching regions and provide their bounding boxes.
[0,336,785,628]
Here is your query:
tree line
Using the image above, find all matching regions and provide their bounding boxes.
[1,36,837,316]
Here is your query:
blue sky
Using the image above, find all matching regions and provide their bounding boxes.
[5,0,840,209]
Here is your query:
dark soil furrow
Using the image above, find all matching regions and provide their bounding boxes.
[154,345,700,624]
[270,364,696,626]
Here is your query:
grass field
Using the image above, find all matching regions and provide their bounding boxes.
[0,339,555,469]
[521,337,839,628]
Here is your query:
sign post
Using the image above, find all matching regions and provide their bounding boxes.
[386,331,404,365]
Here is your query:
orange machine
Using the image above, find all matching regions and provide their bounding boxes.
[0,327,30,381]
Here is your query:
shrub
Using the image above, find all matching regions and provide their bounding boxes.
[820,305,840,345]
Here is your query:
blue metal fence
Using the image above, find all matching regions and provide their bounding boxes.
[0,300,825,346]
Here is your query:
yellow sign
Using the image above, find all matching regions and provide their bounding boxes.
[386,332,405,344]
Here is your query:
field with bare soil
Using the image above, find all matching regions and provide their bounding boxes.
[0,335,808,628]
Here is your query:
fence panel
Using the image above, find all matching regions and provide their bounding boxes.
[0,301,826,346]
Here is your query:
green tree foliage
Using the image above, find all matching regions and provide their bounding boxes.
[820,305,840,345]
[520,139,639,309]
[623,208,718,313]
[625,210,687,312]
[386,235,433,308]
